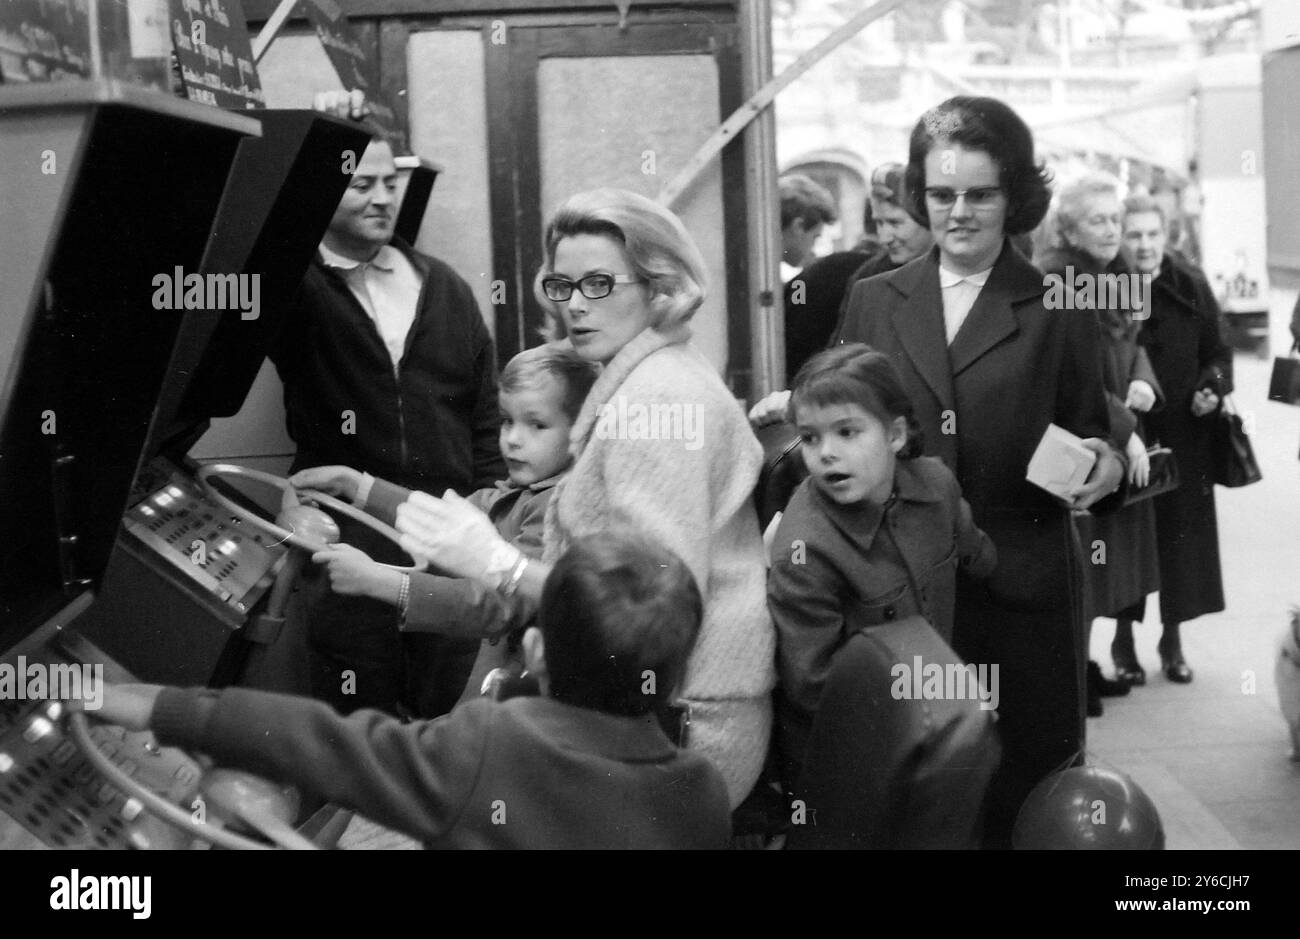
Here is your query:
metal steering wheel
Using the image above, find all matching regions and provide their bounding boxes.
[196,463,426,572]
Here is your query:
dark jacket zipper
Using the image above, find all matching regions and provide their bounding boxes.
[318,244,430,480]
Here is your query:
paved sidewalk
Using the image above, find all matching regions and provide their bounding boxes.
[1087,354,1300,849]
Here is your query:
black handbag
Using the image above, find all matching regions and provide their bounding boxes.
[1212,396,1262,488]
[1268,345,1300,405]
[1121,445,1179,506]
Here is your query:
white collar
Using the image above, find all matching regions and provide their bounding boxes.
[319,242,399,272]
[938,264,993,288]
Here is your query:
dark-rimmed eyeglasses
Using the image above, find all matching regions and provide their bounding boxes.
[923,186,1003,210]
[541,273,644,302]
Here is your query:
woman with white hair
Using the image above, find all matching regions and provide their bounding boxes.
[390,189,776,808]
[1036,171,1164,716]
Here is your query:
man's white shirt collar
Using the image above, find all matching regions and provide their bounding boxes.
[319,242,399,272]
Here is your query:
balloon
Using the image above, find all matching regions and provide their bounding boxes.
[1013,765,1165,849]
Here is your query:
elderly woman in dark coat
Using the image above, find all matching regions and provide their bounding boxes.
[1037,173,1164,715]
[1117,194,1233,684]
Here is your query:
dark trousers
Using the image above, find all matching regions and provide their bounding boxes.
[304,515,479,719]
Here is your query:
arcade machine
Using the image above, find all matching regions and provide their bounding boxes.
[394,154,440,247]
[69,106,374,690]
[0,4,389,847]
[0,78,261,849]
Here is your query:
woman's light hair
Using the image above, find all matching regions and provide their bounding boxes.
[1053,171,1123,248]
[534,188,708,341]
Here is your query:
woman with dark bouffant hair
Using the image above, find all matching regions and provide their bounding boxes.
[822,96,1127,846]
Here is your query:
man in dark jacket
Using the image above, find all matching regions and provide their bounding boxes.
[269,135,505,719]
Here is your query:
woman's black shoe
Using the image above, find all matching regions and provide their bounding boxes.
[1111,641,1146,686]
[1088,659,1130,697]
[1160,649,1193,683]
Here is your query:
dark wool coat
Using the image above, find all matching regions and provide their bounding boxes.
[834,239,1122,844]
[1037,246,1163,619]
[1138,250,1234,625]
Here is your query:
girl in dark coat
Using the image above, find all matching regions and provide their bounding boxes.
[1037,173,1164,714]
[1117,194,1233,684]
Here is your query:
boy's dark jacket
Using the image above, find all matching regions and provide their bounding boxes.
[151,687,731,849]
[269,238,505,495]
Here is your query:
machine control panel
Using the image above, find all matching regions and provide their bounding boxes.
[123,461,285,615]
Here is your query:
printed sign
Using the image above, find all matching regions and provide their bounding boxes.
[168,0,264,108]
[299,0,408,152]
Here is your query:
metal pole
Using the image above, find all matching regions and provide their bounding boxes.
[252,0,301,64]
[659,0,907,209]
[739,0,783,401]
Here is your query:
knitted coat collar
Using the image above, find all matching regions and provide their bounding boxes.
[566,322,693,462]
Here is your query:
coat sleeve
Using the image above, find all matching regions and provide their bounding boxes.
[767,516,848,728]
[401,488,538,639]
[360,482,535,638]
[952,485,997,580]
[1130,344,1165,412]
[1193,276,1234,398]
[151,687,487,844]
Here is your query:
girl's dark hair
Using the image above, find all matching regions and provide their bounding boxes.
[904,96,1053,236]
[788,344,924,459]
[539,531,702,717]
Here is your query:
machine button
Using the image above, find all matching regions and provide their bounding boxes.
[0,753,13,773]
[96,783,117,805]
[121,798,144,822]
[22,717,54,743]
[52,742,76,765]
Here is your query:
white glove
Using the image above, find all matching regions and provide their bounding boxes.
[748,390,793,428]
[1125,433,1150,488]
[395,490,518,586]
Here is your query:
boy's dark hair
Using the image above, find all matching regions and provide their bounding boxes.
[904,96,1053,236]
[788,343,924,459]
[500,343,600,423]
[539,532,702,717]
[780,174,838,230]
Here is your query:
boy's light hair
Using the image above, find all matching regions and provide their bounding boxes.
[534,188,708,341]
[500,344,600,423]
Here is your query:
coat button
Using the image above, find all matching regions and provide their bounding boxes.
[884,605,896,620]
